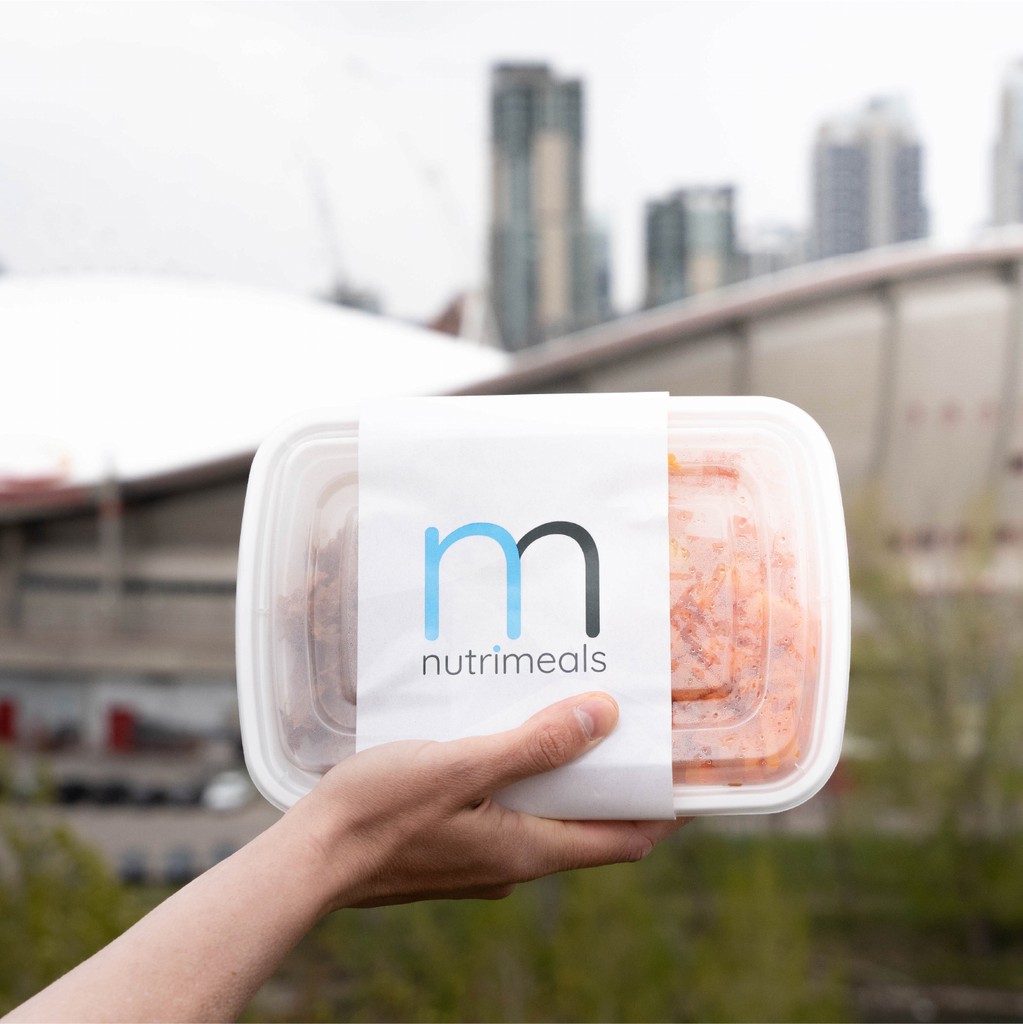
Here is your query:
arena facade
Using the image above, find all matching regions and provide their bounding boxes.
[464,232,1023,557]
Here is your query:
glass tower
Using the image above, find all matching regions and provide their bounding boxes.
[812,97,928,260]
[489,63,602,351]
[994,61,1023,226]
[644,186,740,308]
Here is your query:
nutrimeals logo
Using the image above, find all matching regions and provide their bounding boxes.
[421,520,607,678]
[424,520,600,640]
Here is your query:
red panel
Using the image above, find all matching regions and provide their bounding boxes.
[0,700,15,742]
[108,706,136,752]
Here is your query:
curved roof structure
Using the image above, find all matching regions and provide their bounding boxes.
[463,232,1023,399]
[459,231,1023,565]
[1,274,509,499]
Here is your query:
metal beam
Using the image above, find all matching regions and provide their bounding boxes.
[869,281,901,481]
[991,259,1023,486]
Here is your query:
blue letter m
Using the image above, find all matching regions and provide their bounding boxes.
[424,523,522,641]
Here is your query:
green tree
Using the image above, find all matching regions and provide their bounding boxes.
[0,767,141,1013]
[684,839,847,1023]
[844,492,1023,952]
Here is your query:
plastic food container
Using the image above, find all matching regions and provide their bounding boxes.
[237,396,850,816]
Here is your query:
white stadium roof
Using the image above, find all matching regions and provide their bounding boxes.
[1,275,509,492]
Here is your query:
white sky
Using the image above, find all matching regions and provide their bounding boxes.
[0,0,1021,320]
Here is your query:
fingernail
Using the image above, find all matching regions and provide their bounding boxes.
[574,695,618,741]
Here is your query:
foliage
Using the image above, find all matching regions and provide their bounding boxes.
[844,487,1023,953]
[685,838,847,1023]
[0,751,146,1015]
[247,829,849,1024]
[0,809,142,1013]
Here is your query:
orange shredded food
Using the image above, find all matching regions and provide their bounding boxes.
[668,451,813,787]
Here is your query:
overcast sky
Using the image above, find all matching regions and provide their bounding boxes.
[1,1,1022,320]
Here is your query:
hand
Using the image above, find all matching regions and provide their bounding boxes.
[288,691,689,910]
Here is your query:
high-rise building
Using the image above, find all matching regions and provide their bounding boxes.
[489,63,603,351]
[644,186,741,308]
[742,223,807,280]
[811,97,928,260]
[994,61,1023,226]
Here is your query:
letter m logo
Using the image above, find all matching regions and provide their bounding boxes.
[424,521,600,640]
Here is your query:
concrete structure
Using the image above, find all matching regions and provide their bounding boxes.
[994,61,1023,227]
[645,186,741,307]
[488,63,603,351]
[812,97,928,260]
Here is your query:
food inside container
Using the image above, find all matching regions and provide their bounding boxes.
[236,398,849,816]
[666,451,814,789]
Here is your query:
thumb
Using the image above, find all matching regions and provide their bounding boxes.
[459,692,619,796]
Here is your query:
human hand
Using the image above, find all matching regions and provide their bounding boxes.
[287,692,689,911]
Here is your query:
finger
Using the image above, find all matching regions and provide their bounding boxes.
[497,813,694,880]
[632,817,693,844]
[453,692,619,796]
[505,818,677,877]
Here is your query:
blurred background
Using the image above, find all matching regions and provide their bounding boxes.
[4,1,1023,1020]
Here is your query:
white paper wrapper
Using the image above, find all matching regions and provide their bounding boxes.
[355,394,675,819]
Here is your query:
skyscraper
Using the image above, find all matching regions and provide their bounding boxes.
[742,223,806,280]
[811,97,928,260]
[994,61,1023,226]
[489,63,602,351]
[644,186,741,308]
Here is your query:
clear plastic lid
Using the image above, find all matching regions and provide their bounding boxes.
[236,397,850,816]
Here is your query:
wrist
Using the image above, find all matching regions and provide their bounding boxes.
[276,784,377,915]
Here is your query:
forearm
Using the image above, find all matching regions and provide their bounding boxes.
[4,695,686,1023]
[5,813,341,1023]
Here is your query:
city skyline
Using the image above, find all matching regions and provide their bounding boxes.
[2,2,1023,321]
